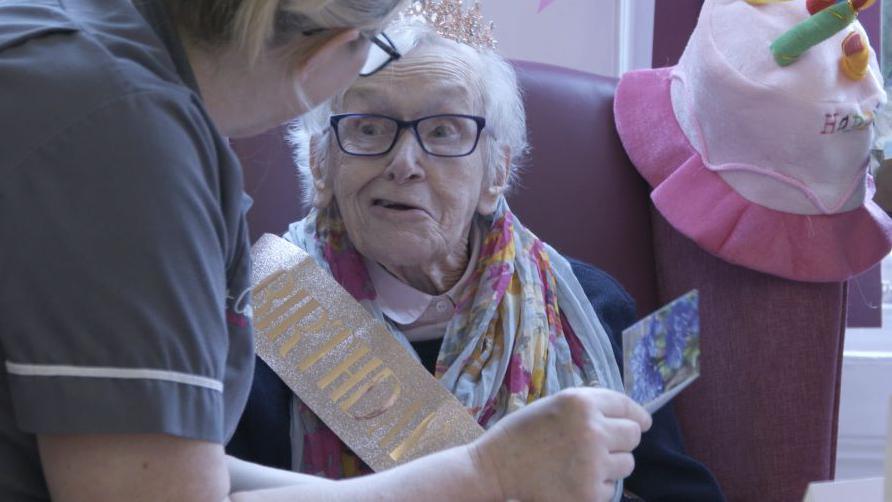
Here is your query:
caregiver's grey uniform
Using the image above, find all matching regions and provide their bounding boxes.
[0,0,254,499]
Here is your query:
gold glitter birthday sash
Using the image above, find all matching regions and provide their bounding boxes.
[250,234,485,471]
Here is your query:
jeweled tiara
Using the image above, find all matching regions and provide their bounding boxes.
[402,0,498,50]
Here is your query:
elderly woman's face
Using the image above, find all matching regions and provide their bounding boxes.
[326,44,500,269]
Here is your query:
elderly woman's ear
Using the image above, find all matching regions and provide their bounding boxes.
[477,145,511,216]
[308,135,335,208]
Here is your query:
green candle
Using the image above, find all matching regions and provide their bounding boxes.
[770,1,856,66]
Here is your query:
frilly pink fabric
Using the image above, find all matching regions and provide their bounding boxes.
[614,67,892,282]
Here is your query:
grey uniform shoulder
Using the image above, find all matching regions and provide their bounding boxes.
[0,0,200,171]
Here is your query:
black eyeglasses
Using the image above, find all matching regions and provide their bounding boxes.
[360,32,400,77]
[302,29,401,77]
[330,113,487,157]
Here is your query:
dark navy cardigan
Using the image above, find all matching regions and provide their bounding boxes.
[227,259,725,501]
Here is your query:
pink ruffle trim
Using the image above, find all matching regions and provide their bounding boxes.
[614,67,892,282]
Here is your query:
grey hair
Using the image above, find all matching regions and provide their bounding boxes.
[288,20,529,207]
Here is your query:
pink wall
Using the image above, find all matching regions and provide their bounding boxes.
[482,0,621,76]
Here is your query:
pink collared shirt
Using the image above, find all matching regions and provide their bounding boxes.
[363,225,482,342]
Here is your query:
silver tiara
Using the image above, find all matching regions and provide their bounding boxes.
[403,0,498,50]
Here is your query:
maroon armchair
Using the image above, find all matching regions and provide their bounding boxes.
[232,60,847,502]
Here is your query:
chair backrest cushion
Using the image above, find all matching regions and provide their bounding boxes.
[508,61,659,314]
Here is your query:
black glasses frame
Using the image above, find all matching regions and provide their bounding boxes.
[330,113,487,158]
[360,32,401,77]
[301,29,401,77]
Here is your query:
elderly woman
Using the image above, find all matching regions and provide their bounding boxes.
[228,21,723,501]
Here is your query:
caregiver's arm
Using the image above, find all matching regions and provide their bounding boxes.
[226,455,333,492]
[39,388,651,502]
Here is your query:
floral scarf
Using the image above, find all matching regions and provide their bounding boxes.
[284,198,623,479]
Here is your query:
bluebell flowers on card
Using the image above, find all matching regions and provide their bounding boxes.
[623,290,700,413]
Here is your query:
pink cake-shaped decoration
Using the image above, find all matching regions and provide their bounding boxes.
[614,0,892,282]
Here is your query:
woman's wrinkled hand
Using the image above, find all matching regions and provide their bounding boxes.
[469,388,652,502]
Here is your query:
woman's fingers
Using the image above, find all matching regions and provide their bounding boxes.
[604,452,636,480]
[575,388,653,431]
[471,388,650,502]
[602,417,646,453]
[598,481,620,502]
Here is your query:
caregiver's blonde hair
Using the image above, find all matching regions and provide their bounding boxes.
[165,0,409,62]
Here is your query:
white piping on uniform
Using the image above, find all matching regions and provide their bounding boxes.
[4,361,223,392]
